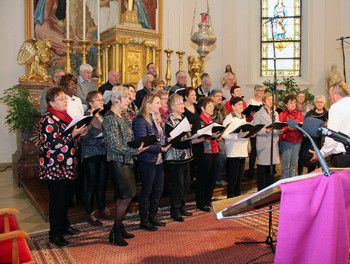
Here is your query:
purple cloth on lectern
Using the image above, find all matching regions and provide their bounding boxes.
[274,169,350,264]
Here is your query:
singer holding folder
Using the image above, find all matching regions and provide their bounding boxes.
[252,93,282,191]
[102,86,148,246]
[164,94,204,222]
[38,87,88,247]
[222,97,250,198]
[132,94,171,231]
[192,97,221,212]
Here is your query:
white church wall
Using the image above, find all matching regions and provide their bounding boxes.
[0,0,25,163]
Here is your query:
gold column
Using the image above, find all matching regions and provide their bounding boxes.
[151,47,156,65]
[156,48,161,78]
[63,39,74,74]
[146,45,151,65]
[121,43,127,83]
[114,43,121,74]
[103,45,109,83]
[176,51,186,71]
[78,40,90,64]
[111,43,117,71]
[94,41,103,86]
[164,49,173,86]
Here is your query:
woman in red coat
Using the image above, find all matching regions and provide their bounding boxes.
[279,94,304,179]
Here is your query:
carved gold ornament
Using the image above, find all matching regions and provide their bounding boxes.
[17,38,53,83]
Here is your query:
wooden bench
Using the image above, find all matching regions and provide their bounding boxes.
[0,208,34,264]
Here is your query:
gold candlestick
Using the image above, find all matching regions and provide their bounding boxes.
[78,40,90,64]
[63,39,74,74]
[94,41,103,86]
[164,49,173,86]
[176,51,185,71]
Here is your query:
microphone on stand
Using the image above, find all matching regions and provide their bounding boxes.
[302,117,350,147]
[287,118,332,176]
[336,36,350,41]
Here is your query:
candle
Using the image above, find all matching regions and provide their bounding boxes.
[83,0,86,40]
[128,0,133,11]
[66,0,70,39]
[167,11,170,49]
[97,0,100,42]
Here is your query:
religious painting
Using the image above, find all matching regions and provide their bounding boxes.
[26,0,161,76]
[261,0,302,76]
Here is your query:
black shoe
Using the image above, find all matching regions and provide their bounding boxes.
[49,235,69,247]
[120,224,134,239]
[140,214,158,231]
[109,227,128,246]
[171,211,184,222]
[149,212,166,227]
[197,205,211,212]
[180,209,192,216]
[63,226,81,235]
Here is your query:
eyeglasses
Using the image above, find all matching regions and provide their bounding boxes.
[93,99,104,103]
[121,96,131,101]
[67,83,77,87]
[54,97,67,102]
[256,89,264,92]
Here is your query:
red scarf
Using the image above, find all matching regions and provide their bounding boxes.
[200,113,219,153]
[47,106,73,124]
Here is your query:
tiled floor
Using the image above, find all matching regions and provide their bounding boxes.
[0,166,49,234]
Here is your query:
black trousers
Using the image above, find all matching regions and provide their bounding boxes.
[332,153,350,167]
[47,179,74,238]
[226,157,246,198]
[248,137,257,177]
[168,162,191,212]
[196,153,218,207]
[75,147,85,202]
[138,162,164,215]
[257,165,275,191]
[83,155,107,215]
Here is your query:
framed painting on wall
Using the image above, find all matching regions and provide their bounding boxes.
[24,0,163,77]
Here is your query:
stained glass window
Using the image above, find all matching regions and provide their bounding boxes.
[261,0,301,76]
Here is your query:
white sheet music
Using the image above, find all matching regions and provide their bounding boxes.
[103,90,112,104]
[169,117,191,138]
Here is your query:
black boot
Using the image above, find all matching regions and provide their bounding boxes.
[120,224,134,239]
[170,209,184,222]
[149,211,166,227]
[109,226,128,246]
[139,213,158,231]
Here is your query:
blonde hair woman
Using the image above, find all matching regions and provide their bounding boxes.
[103,86,148,246]
[132,94,171,231]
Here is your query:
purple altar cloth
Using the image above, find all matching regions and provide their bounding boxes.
[275,169,350,264]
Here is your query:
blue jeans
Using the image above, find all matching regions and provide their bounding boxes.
[280,141,301,179]
[138,162,164,215]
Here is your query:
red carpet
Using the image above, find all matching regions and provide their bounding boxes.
[29,202,279,264]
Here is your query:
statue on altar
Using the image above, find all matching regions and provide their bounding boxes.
[325,64,342,107]
[188,55,204,88]
[326,64,342,92]
[17,38,53,83]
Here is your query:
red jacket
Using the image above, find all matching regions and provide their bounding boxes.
[279,109,304,143]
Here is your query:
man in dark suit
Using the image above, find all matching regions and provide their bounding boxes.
[98,70,120,111]
[98,70,120,94]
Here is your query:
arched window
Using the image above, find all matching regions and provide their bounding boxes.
[261,0,301,76]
